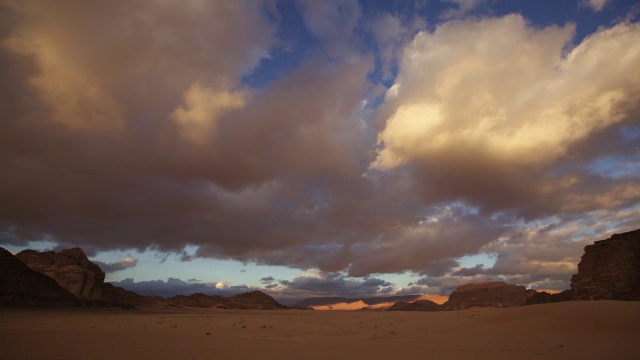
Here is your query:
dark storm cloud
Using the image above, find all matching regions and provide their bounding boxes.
[272,272,396,299]
[0,0,639,290]
[260,276,275,284]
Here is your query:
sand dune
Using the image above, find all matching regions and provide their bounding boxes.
[1,301,638,360]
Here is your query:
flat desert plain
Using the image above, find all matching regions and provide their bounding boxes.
[1,301,639,360]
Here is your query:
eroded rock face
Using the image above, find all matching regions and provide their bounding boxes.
[16,248,105,299]
[443,281,536,310]
[0,247,77,306]
[570,229,640,301]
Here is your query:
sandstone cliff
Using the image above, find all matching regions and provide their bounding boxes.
[570,229,640,301]
[0,247,77,306]
[443,281,536,310]
[16,248,105,299]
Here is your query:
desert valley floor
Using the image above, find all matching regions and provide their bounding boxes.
[1,301,639,360]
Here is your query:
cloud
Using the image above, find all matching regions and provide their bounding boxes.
[582,0,611,12]
[260,276,275,284]
[94,257,139,273]
[369,13,425,80]
[112,277,251,298]
[440,0,488,19]
[171,84,247,144]
[299,0,361,56]
[372,15,640,217]
[272,272,395,300]
[0,2,638,293]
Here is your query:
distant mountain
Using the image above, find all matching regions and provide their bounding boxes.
[388,299,441,311]
[230,290,289,309]
[101,282,163,307]
[166,290,288,310]
[294,294,423,308]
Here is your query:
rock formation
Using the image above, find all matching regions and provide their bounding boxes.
[388,299,442,311]
[0,247,77,306]
[16,248,105,299]
[570,229,640,301]
[443,281,536,310]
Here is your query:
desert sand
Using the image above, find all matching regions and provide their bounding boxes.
[1,301,639,360]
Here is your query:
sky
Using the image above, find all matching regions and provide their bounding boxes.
[1,0,639,305]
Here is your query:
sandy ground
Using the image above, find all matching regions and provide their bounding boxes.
[1,301,638,360]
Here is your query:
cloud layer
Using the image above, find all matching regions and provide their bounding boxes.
[1,1,639,296]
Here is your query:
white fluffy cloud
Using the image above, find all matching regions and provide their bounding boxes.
[171,84,247,144]
[582,0,611,12]
[374,15,640,171]
[372,15,640,215]
[94,257,139,273]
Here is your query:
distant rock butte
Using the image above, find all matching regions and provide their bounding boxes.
[0,247,77,306]
[443,281,536,310]
[570,229,640,301]
[388,299,442,311]
[16,248,105,299]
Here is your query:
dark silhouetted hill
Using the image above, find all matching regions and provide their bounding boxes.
[0,247,77,306]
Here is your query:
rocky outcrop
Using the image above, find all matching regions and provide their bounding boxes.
[388,299,442,311]
[443,282,536,310]
[0,247,77,306]
[16,248,105,299]
[570,229,640,301]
